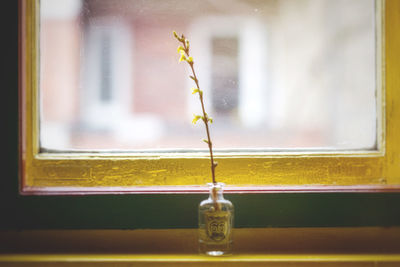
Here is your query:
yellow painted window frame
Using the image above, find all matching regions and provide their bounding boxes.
[20,0,400,194]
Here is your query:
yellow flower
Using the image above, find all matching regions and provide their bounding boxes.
[179,53,187,62]
[192,115,202,124]
[187,57,193,63]
[177,46,185,54]
[191,88,203,97]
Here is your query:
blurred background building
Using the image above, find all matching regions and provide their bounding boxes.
[40,0,377,151]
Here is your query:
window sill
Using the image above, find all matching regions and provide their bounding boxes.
[1,227,400,266]
[1,254,400,266]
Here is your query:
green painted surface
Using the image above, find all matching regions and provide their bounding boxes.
[1,193,399,229]
[2,1,400,230]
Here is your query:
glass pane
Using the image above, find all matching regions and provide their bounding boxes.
[40,0,377,151]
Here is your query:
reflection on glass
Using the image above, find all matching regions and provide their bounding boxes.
[40,0,377,151]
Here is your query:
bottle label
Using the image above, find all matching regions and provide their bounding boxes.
[205,210,231,242]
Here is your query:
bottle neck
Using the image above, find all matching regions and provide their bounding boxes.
[208,183,225,201]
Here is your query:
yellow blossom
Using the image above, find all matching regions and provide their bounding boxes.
[192,115,202,124]
[187,56,193,63]
[179,53,187,62]
[191,88,200,94]
[177,46,185,54]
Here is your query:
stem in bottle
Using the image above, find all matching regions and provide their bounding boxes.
[183,39,217,185]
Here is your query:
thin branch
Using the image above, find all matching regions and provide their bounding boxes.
[174,32,218,185]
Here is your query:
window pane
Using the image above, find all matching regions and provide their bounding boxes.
[40,0,377,151]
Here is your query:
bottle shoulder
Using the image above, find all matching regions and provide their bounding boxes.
[199,198,233,207]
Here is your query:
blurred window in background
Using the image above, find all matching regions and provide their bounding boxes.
[40,0,378,152]
[211,37,239,117]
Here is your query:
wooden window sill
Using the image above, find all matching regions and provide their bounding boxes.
[1,227,399,266]
[1,254,400,266]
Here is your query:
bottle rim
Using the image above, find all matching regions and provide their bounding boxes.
[207,182,225,188]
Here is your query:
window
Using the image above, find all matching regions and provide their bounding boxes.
[20,0,400,194]
[211,37,239,117]
[80,19,134,137]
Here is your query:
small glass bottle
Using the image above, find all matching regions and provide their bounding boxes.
[198,182,234,256]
